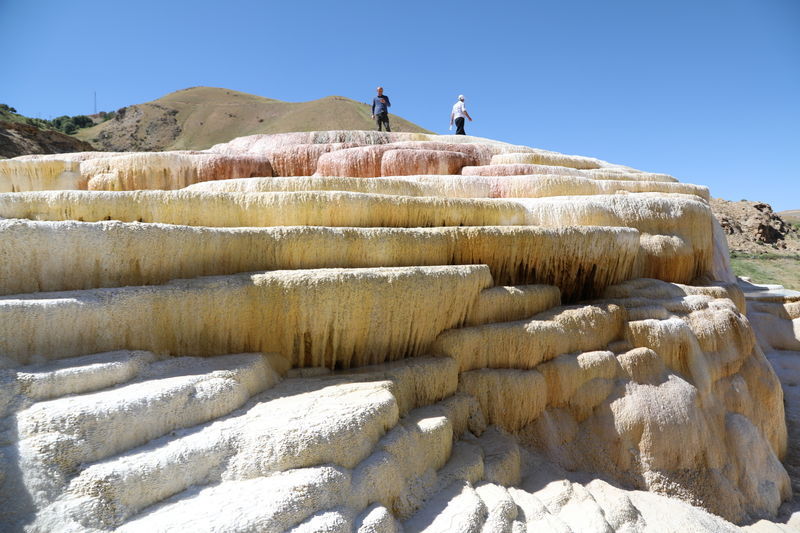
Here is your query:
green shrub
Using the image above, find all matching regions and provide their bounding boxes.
[71,115,94,129]
[51,116,70,130]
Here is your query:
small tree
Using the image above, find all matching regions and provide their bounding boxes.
[72,115,94,129]
[52,116,70,130]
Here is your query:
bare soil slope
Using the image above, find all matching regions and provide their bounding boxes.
[75,87,431,151]
[0,121,94,158]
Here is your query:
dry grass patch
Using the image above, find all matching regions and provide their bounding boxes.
[731,252,800,290]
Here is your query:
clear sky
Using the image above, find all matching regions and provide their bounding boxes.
[1,0,798,210]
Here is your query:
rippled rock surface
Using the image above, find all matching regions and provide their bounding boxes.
[0,131,797,532]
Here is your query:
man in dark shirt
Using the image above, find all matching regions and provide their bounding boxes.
[371,86,391,132]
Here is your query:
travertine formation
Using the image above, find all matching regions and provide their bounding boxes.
[0,151,272,192]
[738,281,800,531]
[0,131,797,532]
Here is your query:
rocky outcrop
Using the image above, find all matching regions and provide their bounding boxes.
[712,198,800,254]
[0,121,94,159]
[0,130,797,532]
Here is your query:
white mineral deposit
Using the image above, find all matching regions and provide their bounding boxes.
[1,131,799,532]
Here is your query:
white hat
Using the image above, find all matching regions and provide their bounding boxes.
[458,94,465,100]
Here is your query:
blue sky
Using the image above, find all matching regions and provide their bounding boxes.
[1,0,798,210]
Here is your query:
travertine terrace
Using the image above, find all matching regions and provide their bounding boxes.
[1,131,798,532]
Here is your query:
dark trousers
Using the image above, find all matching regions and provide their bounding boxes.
[375,112,391,132]
[455,117,466,135]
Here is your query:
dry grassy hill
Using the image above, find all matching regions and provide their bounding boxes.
[0,121,94,158]
[779,209,800,225]
[0,106,94,158]
[75,87,431,151]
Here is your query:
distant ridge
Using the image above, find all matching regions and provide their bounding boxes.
[778,210,800,225]
[75,87,431,152]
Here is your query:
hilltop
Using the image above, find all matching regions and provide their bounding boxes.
[74,87,431,151]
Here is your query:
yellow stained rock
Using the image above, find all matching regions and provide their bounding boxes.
[186,174,710,200]
[0,131,795,532]
[0,265,492,368]
[432,304,625,372]
[0,220,637,300]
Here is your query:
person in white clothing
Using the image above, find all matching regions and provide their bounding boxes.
[450,94,472,135]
